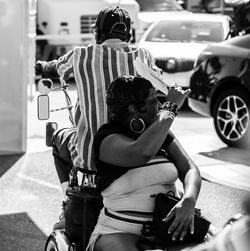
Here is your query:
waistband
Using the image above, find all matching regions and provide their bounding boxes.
[104,207,153,225]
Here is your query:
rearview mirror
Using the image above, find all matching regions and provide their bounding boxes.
[37,95,50,120]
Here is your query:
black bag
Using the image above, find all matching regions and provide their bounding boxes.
[152,192,211,245]
[64,172,103,250]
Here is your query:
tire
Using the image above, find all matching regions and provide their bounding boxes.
[45,236,59,251]
[213,88,250,148]
[45,231,75,251]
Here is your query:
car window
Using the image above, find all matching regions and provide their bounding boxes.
[145,21,225,43]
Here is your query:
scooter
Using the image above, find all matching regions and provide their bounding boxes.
[37,77,103,251]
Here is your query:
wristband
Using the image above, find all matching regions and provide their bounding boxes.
[158,110,175,121]
[161,102,179,116]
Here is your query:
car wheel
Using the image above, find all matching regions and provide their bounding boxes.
[213,88,250,148]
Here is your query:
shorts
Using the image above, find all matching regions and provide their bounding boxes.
[86,208,153,251]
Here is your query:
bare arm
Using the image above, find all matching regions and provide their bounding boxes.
[99,87,191,167]
[166,137,201,202]
[99,112,175,167]
[35,49,74,79]
[163,136,202,241]
[35,59,59,78]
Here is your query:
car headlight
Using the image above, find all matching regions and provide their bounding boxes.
[165,58,177,72]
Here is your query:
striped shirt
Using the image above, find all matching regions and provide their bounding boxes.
[55,40,161,171]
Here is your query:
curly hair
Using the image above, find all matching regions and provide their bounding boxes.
[106,76,153,121]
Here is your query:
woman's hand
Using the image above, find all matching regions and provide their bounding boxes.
[166,84,191,109]
[162,197,195,241]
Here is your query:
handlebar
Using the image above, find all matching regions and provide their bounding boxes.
[37,77,75,126]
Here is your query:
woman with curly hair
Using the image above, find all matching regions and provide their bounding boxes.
[86,75,201,251]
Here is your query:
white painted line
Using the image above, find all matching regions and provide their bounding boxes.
[18,173,61,191]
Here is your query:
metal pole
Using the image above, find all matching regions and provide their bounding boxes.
[221,0,225,14]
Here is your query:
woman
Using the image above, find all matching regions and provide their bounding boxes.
[87,76,202,251]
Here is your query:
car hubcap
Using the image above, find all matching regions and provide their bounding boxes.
[217,95,249,141]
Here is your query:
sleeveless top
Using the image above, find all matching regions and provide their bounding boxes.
[93,122,179,212]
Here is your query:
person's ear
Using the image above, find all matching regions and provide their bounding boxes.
[128,104,137,115]
[129,104,147,115]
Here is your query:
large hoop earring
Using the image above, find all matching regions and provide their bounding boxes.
[130,118,145,134]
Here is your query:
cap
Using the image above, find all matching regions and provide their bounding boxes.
[93,6,131,37]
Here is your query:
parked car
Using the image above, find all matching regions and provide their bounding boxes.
[189,34,250,148]
[138,13,233,88]
[136,0,188,33]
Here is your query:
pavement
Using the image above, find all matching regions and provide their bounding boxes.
[0,88,249,251]
[194,150,250,192]
[170,112,250,193]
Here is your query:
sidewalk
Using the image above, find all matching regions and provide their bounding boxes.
[194,153,250,192]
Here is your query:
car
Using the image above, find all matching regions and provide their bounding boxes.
[136,0,190,39]
[189,34,250,148]
[138,13,233,88]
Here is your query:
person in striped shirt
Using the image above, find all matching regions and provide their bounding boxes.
[35,6,182,231]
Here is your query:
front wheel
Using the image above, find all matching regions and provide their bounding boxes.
[45,231,75,251]
[213,88,250,148]
[45,236,59,251]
